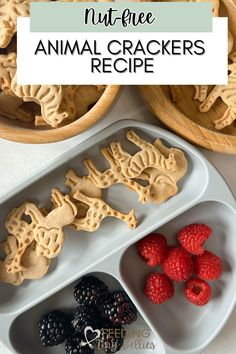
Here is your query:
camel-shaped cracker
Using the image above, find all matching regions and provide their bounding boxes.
[65,170,102,218]
[84,147,152,204]
[72,190,137,231]
[110,131,177,179]
[25,188,77,258]
[0,52,78,127]
[199,52,236,130]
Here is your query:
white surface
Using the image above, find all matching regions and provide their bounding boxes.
[0,86,236,353]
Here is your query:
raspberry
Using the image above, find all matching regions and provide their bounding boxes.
[184,277,212,306]
[194,250,222,280]
[144,272,174,304]
[138,233,167,267]
[178,223,212,255]
[162,247,193,282]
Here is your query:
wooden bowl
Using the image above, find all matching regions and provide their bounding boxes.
[138,0,236,154]
[138,85,236,154]
[0,85,121,144]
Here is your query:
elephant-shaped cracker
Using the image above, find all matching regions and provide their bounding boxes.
[199,52,236,130]
[110,130,177,179]
[0,235,51,285]
[25,189,77,258]
[137,139,188,203]
[83,146,152,204]
[72,190,137,232]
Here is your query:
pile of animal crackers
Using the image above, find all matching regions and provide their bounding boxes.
[0,0,107,128]
[170,0,236,130]
[0,130,188,286]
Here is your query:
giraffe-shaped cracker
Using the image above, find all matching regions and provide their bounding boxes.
[110,131,177,179]
[72,190,137,231]
[5,202,36,273]
[84,147,152,204]
[0,235,24,285]
[25,189,77,258]
[199,52,236,130]
[0,235,51,285]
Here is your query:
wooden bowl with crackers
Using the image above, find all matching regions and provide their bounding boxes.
[0,83,121,144]
[139,0,236,154]
[0,0,120,144]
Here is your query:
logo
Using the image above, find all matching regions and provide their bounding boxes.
[80,326,157,351]
[80,326,101,349]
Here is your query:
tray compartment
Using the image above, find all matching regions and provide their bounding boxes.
[9,272,163,354]
[120,201,236,352]
[0,124,208,315]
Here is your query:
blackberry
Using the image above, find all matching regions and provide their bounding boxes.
[103,291,137,325]
[38,310,71,347]
[73,276,109,306]
[96,319,124,353]
[72,305,101,333]
[65,332,94,354]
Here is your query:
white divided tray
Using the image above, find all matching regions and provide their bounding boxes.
[0,120,236,354]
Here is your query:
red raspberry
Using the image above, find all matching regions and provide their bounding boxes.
[184,277,212,306]
[138,233,167,267]
[144,272,174,304]
[162,247,193,282]
[194,250,222,280]
[178,223,212,255]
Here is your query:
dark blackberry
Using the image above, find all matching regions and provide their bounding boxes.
[73,276,109,306]
[96,319,124,353]
[38,310,71,347]
[65,332,94,354]
[72,305,101,333]
[103,291,137,325]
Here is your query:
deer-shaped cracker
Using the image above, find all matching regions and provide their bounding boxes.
[84,147,152,204]
[25,189,77,258]
[72,190,137,231]
[110,131,177,179]
[199,52,236,130]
